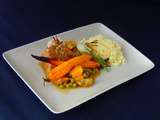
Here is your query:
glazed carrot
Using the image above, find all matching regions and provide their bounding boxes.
[51,60,100,68]
[81,60,100,68]
[48,54,91,84]
[50,60,64,66]
[50,60,100,68]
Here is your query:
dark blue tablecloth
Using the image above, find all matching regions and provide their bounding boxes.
[0,1,160,120]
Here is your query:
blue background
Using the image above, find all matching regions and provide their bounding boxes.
[0,0,160,120]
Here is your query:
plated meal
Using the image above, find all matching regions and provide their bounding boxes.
[32,34,126,89]
[3,23,154,113]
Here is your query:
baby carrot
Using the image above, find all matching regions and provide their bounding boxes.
[47,54,91,84]
[81,60,100,68]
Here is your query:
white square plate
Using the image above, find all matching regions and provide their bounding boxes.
[3,23,154,114]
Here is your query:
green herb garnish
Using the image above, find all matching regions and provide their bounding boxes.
[85,47,110,71]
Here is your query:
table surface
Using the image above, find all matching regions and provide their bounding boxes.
[0,0,160,120]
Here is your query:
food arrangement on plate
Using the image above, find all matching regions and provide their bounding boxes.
[32,35,126,88]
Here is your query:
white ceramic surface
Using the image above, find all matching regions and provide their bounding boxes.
[3,23,154,113]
